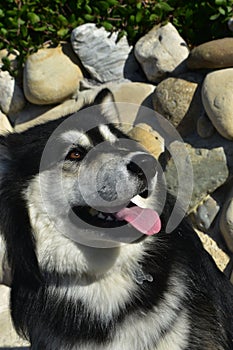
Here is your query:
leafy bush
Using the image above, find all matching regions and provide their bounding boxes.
[0,0,233,76]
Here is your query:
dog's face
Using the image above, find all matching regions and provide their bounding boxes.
[1,89,161,248]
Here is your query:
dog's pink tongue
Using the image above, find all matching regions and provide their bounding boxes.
[115,206,161,235]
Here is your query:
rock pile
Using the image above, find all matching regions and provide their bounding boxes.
[0,22,233,280]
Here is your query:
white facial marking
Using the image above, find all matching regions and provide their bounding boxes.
[61,130,92,148]
[99,124,117,143]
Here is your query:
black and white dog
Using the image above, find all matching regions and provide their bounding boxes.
[0,89,232,350]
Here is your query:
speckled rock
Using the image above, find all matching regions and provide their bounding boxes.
[164,142,228,212]
[187,38,233,69]
[23,45,83,105]
[152,77,202,135]
[0,70,25,115]
[202,69,233,140]
[134,23,189,82]
[71,24,142,83]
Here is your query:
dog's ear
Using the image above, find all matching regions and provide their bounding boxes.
[94,88,120,124]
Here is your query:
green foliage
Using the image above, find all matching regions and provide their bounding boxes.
[170,0,233,45]
[0,0,233,76]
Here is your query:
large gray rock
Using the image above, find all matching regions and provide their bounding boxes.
[202,69,233,140]
[164,141,228,212]
[187,38,233,69]
[134,23,189,83]
[0,70,25,115]
[71,24,142,83]
[152,77,203,135]
[23,45,83,105]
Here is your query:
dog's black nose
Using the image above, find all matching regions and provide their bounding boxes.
[127,153,157,180]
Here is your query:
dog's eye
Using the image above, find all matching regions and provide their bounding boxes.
[66,149,84,161]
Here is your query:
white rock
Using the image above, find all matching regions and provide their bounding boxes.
[134,23,189,82]
[23,45,83,105]
[202,69,233,140]
[0,70,25,115]
[71,23,142,82]
[0,112,13,135]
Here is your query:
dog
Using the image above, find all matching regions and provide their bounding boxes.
[0,89,232,350]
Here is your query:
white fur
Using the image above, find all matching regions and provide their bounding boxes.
[99,124,117,143]
[61,130,92,148]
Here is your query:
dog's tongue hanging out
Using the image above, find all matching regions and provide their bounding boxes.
[115,206,161,236]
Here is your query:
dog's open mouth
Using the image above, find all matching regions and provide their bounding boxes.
[72,199,161,235]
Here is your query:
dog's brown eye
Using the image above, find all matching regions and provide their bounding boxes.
[66,149,84,161]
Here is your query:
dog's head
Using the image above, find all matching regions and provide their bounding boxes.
[0,89,161,252]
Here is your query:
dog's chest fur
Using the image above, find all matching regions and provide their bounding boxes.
[23,187,190,349]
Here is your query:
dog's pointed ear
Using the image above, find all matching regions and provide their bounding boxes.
[94,88,120,124]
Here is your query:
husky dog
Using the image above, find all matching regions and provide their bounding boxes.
[0,89,233,350]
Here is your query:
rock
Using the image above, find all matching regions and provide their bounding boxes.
[152,77,203,135]
[128,123,164,159]
[202,69,233,140]
[195,229,230,272]
[220,187,233,253]
[23,45,83,105]
[0,70,25,115]
[164,142,228,212]
[0,112,13,135]
[190,195,220,231]
[134,23,189,83]
[187,38,233,69]
[197,113,215,138]
[14,83,156,133]
[71,24,142,83]
[109,82,155,131]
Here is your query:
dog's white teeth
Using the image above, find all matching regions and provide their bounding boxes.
[97,212,106,220]
[89,208,99,217]
[106,215,113,221]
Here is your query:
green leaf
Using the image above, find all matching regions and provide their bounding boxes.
[136,11,143,23]
[159,2,174,12]
[101,21,113,31]
[0,27,7,35]
[84,5,92,14]
[98,1,110,11]
[149,14,157,22]
[33,26,47,31]
[28,12,40,24]
[215,0,227,5]
[57,28,69,37]
[57,14,68,26]
[218,6,226,15]
[84,14,95,21]
[210,13,221,20]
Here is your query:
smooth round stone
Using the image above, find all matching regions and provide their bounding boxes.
[23,45,83,105]
[202,69,233,140]
[187,38,233,69]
